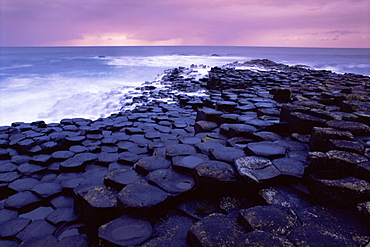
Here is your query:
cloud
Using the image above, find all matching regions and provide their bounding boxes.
[1,0,369,47]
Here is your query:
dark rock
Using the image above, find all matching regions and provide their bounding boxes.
[286,112,326,134]
[146,169,195,195]
[273,87,292,102]
[60,152,97,172]
[55,235,89,247]
[0,240,19,247]
[272,158,306,179]
[172,154,209,172]
[259,185,312,210]
[51,196,74,208]
[141,213,195,247]
[327,149,368,173]
[308,127,354,152]
[20,206,54,221]
[98,215,153,247]
[235,156,281,184]
[326,120,370,136]
[0,209,18,224]
[308,170,370,208]
[46,207,78,225]
[239,205,299,236]
[287,224,358,247]
[117,179,169,213]
[193,160,237,194]
[245,141,286,158]
[75,185,119,237]
[51,150,74,161]
[4,191,42,213]
[296,205,370,246]
[0,217,31,237]
[104,168,144,190]
[209,146,246,163]
[187,213,246,247]
[31,182,62,198]
[117,152,144,165]
[17,162,46,175]
[134,156,171,175]
[328,139,365,154]
[236,230,295,247]
[253,131,283,141]
[166,144,197,157]
[194,121,218,133]
[16,219,56,242]
[20,235,59,247]
[195,141,225,155]
[0,171,21,183]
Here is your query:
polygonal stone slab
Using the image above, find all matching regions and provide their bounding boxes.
[209,146,246,163]
[60,152,97,172]
[187,213,246,247]
[146,169,195,195]
[178,198,224,220]
[195,142,225,155]
[16,219,56,242]
[20,206,54,221]
[0,172,21,183]
[172,154,209,172]
[0,209,18,224]
[4,191,42,213]
[141,213,195,246]
[98,215,153,247]
[0,217,31,237]
[272,158,306,179]
[236,230,295,247]
[20,235,59,247]
[166,144,197,157]
[31,182,63,198]
[17,163,46,175]
[134,156,171,175]
[235,156,281,183]
[8,177,39,192]
[259,186,312,210]
[245,141,286,158]
[46,207,79,225]
[117,179,169,211]
[239,205,299,236]
[193,160,237,190]
[104,168,144,190]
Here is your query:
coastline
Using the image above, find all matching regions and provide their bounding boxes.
[0,59,369,246]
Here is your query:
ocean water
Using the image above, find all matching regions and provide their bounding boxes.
[1,46,369,126]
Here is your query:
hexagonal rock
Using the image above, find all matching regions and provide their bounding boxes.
[194,121,219,134]
[326,120,370,136]
[187,213,246,247]
[141,213,195,246]
[196,108,223,122]
[193,160,237,192]
[273,87,292,102]
[245,141,286,159]
[98,215,153,247]
[296,205,370,246]
[4,191,42,213]
[51,150,74,161]
[31,182,62,198]
[166,144,197,157]
[195,142,225,155]
[209,146,246,164]
[357,201,370,226]
[0,172,21,183]
[259,186,312,210]
[308,127,354,152]
[236,230,295,247]
[104,168,144,190]
[307,171,370,208]
[76,185,119,237]
[172,154,209,172]
[133,156,171,176]
[239,205,299,236]
[60,152,98,172]
[177,198,224,220]
[46,207,78,225]
[272,158,306,179]
[286,112,326,134]
[117,179,169,213]
[234,156,281,183]
[8,177,40,192]
[146,169,195,195]
[0,217,31,238]
[16,219,56,242]
[0,209,18,224]
[227,124,258,138]
[20,235,59,247]
[327,149,368,173]
[287,224,358,247]
[328,139,365,154]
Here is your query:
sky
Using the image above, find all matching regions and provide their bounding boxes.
[1,0,369,48]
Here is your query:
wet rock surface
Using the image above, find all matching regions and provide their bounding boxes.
[0,60,369,246]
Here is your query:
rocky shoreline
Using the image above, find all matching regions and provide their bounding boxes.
[0,59,369,246]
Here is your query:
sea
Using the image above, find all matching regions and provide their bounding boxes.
[1,46,369,126]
